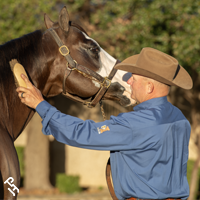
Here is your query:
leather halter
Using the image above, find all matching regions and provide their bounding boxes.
[47,28,119,108]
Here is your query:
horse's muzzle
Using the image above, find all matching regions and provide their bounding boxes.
[103,82,131,106]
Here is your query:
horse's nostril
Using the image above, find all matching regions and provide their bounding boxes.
[120,86,125,92]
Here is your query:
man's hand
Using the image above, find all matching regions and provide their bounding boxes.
[16,74,44,109]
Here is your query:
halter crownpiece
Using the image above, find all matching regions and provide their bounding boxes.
[47,27,118,108]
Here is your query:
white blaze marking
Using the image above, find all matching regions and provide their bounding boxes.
[83,33,136,105]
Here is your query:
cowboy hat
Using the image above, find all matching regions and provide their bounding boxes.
[115,47,193,89]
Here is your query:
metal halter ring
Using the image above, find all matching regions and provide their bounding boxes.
[66,60,77,71]
[21,92,24,98]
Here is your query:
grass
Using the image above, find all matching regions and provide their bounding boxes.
[56,174,81,194]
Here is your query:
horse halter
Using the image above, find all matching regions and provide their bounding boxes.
[47,27,119,108]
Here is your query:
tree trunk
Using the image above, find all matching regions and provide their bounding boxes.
[24,113,52,190]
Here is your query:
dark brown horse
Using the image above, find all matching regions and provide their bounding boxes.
[0,6,131,199]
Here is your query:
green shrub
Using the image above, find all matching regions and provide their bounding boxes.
[15,146,25,177]
[15,146,25,187]
[56,173,81,194]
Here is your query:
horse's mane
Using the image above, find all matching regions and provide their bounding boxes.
[0,30,43,86]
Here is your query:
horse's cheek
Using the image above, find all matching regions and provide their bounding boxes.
[66,74,100,98]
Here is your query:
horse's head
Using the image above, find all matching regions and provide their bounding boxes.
[40,6,135,107]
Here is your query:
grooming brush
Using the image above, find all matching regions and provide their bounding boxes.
[9,59,29,88]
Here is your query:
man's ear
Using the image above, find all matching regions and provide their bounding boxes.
[147,81,154,94]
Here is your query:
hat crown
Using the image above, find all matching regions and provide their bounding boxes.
[136,48,179,81]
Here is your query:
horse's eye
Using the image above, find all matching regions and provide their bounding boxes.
[89,47,100,54]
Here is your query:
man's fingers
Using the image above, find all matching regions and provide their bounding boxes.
[16,86,29,94]
[15,73,44,109]
[19,92,25,99]
[21,74,32,86]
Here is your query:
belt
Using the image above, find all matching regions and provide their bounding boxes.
[126,198,181,200]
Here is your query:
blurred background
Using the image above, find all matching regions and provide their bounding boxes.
[0,0,200,199]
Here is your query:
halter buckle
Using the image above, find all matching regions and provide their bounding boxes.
[59,45,69,56]
[102,77,111,88]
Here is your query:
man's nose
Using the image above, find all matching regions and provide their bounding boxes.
[127,77,132,85]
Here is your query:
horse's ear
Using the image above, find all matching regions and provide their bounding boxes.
[59,6,70,33]
[44,14,54,29]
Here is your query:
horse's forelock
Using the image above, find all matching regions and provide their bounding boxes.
[70,21,88,35]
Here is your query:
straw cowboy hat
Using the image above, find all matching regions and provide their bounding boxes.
[115,47,193,89]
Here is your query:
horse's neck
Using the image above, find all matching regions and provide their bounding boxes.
[35,32,65,97]
[2,31,47,141]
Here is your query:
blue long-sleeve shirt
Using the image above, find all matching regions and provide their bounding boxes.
[36,96,190,200]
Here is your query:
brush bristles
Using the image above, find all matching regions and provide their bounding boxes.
[9,59,18,71]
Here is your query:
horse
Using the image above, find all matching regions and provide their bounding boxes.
[0,6,133,199]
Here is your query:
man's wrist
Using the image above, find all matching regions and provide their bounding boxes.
[36,100,52,119]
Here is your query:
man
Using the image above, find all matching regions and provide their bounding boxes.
[16,47,193,200]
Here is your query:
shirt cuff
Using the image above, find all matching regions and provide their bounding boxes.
[36,101,52,119]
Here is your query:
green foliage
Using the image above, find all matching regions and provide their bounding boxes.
[56,173,81,194]
[15,146,25,178]
[2,0,200,73]
[90,0,200,72]
[0,0,59,44]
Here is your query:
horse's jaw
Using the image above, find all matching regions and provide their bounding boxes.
[98,48,136,106]
[102,82,131,107]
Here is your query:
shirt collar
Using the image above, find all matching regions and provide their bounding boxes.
[134,96,168,111]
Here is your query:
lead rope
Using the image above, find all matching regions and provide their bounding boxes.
[99,101,106,121]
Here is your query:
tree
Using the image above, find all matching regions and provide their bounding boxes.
[0,0,60,44]
[24,113,52,190]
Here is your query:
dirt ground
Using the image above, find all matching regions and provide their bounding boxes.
[17,187,112,200]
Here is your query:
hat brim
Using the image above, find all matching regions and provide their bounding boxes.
[115,55,193,90]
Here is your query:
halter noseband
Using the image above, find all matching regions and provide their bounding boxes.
[47,28,119,108]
